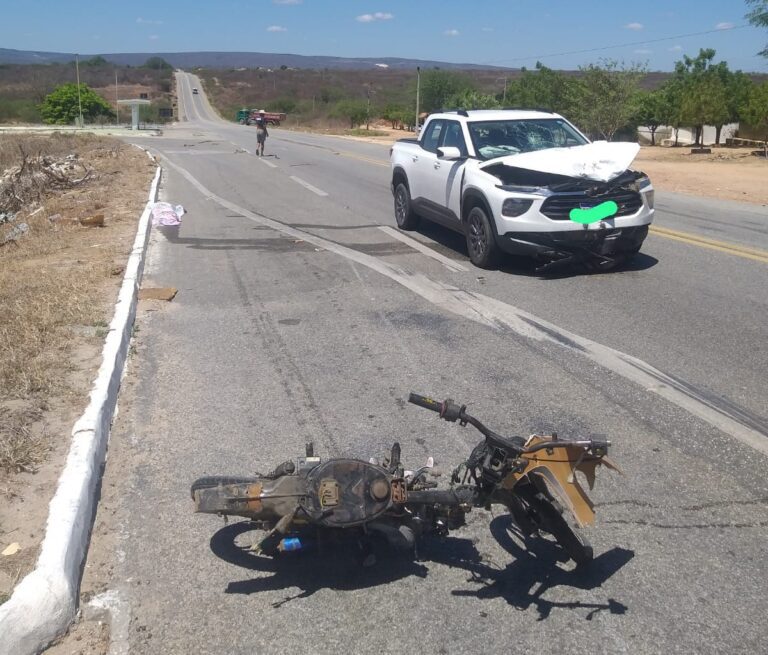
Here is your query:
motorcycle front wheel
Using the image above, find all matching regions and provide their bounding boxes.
[524,491,593,566]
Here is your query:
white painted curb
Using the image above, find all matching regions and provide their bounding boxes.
[0,158,162,655]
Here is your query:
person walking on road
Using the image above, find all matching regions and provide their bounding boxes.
[255,110,269,156]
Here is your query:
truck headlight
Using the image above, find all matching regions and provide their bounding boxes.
[645,190,655,209]
[502,198,533,217]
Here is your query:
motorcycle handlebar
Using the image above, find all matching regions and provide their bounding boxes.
[408,392,608,455]
[408,393,443,413]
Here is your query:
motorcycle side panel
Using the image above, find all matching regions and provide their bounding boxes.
[193,475,306,520]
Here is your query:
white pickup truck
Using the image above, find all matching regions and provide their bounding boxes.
[390,109,655,271]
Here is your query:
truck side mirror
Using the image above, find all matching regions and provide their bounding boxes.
[437,146,463,160]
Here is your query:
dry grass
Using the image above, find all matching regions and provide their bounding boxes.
[0,407,48,474]
[0,133,154,476]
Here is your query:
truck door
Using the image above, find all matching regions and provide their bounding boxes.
[407,119,444,203]
[422,120,467,224]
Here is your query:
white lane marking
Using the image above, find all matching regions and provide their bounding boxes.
[290,175,328,197]
[378,225,468,273]
[162,158,768,457]
[260,158,278,169]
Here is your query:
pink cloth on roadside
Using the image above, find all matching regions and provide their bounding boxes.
[151,202,185,226]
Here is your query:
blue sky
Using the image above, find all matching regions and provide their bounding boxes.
[2,0,765,72]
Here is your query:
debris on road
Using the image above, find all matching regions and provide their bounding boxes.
[79,213,105,228]
[138,287,178,301]
[150,202,185,226]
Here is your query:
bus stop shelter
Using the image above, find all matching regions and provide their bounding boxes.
[117,99,151,130]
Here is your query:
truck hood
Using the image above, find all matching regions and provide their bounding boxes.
[479,141,641,183]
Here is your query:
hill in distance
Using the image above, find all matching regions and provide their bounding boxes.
[0,47,511,71]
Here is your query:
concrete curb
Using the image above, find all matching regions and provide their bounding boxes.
[0,156,162,655]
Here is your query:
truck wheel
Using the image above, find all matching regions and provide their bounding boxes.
[394,182,420,230]
[465,206,500,269]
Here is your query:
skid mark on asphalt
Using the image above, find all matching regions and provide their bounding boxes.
[378,226,468,272]
[162,158,768,457]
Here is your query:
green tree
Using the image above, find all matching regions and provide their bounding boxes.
[570,60,646,141]
[506,63,574,115]
[143,57,172,70]
[419,70,472,113]
[444,89,501,110]
[39,83,114,125]
[674,49,737,145]
[633,89,668,145]
[382,104,411,129]
[746,0,768,56]
[740,81,768,156]
[331,99,367,128]
[83,56,109,67]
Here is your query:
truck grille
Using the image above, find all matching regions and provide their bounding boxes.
[540,190,642,220]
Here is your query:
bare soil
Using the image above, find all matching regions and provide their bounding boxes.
[0,134,155,617]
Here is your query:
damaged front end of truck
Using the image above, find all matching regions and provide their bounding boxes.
[478,143,655,272]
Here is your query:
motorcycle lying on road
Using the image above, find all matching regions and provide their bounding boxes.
[191,393,620,566]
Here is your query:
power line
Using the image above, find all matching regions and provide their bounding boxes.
[481,24,751,66]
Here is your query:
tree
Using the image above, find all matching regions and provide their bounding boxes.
[570,60,646,141]
[143,57,172,70]
[505,63,574,115]
[382,104,411,129]
[740,81,768,156]
[419,70,472,113]
[331,99,367,128]
[633,90,669,145]
[83,56,109,67]
[444,89,501,110]
[39,83,114,125]
[673,49,740,145]
[746,0,768,56]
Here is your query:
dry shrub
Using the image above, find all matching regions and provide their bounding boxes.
[0,134,153,475]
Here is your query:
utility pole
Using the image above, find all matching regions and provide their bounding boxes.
[115,69,119,125]
[503,77,507,105]
[415,66,420,134]
[75,54,84,127]
[365,83,371,130]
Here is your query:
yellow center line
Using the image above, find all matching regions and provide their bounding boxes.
[649,225,768,264]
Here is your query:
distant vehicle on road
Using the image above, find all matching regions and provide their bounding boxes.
[390,109,655,272]
[192,88,199,94]
[236,108,285,127]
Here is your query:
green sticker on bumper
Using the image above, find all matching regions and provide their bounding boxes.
[569,200,619,224]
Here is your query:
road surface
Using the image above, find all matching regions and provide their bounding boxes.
[76,71,768,655]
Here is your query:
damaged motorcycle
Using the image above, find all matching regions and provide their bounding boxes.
[191,393,619,566]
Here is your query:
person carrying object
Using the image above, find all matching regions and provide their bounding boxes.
[255,110,269,156]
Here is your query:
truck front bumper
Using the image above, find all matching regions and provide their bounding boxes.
[497,225,649,266]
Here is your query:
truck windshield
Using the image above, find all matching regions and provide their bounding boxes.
[467,119,588,161]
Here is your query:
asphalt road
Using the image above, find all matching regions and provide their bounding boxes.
[81,71,768,655]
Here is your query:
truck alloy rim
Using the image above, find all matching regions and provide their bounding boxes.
[469,214,487,255]
[395,188,407,224]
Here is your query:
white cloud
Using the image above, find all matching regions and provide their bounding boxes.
[273,0,301,4]
[669,44,683,52]
[137,17,163,25]
[375,63,389,68]
[715,22,734,30]
[444,29,460,37]
[634,49,652,54]
[624,22,643,30]
[267,25,287,32]
[149,35,159,40]
[356,12,394,23]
